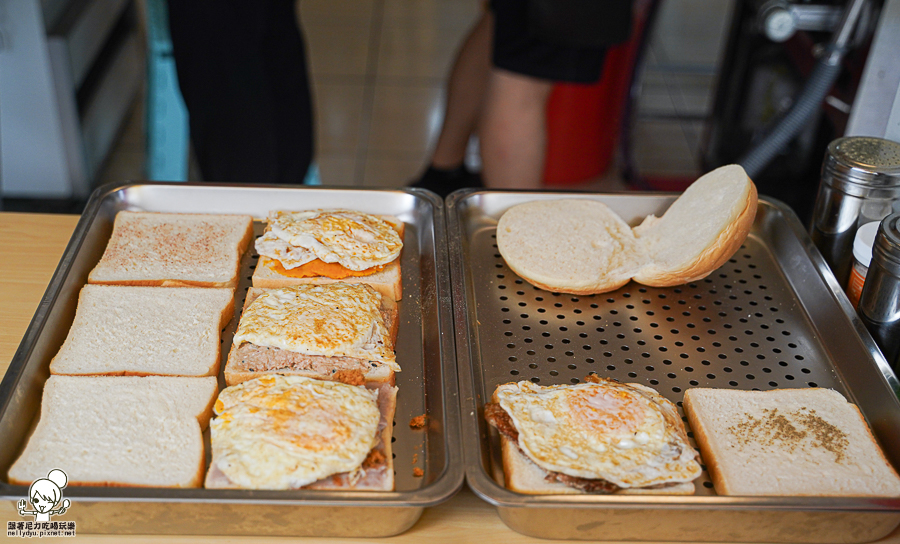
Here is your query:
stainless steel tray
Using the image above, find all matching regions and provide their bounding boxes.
[0,182,464,537]
[448,190,900,543]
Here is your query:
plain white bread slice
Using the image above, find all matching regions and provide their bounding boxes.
[496,199,648,295]
[496,164,757,295]
[8,376,218,488]
[88,211,254,288]
[683,387,900,496]
[633,164,758,287]
[50,285,234,377]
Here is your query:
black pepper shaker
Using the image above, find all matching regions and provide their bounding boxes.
[858,212,900,370]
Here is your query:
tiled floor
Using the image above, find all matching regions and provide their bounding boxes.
[87,0,732,196]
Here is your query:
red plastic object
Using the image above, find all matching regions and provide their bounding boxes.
[542,10,648,186]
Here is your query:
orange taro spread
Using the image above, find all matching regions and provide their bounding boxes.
[269,258,385,279]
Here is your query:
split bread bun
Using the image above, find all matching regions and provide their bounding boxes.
[224,285,400,387]
[496,164,758,295]
[88,211,254,289]
[205,376,397,491]
[684,387,900,496]
[8,376,218,488]
[50,285,234,377]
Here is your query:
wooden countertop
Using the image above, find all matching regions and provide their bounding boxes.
[1,212,897,544]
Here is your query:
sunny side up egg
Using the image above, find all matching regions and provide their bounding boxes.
[231,284,398,368]
[266,209,402,271]
[496,379,701,488]
[210,375,382,490]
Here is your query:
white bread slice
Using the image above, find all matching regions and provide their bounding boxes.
[683,387,900,496]
[632,164,758,287]
[224,287,399,387]
[251,215,404,301]
[50,285,234,377]
[253,255,402,301]
[496,164,757,295]
[204,380,397,491]
[8,376,218,488]
[88,211,254,288]
[499,435,695,495]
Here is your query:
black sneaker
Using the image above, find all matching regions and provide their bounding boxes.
[410,165,483,198]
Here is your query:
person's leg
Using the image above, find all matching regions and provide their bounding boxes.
[168,0,273,183]
[479,68,553,189]
[429,12,493,170]
[411,13,492,196]
[264,0,314,184]
[167,0,312,184]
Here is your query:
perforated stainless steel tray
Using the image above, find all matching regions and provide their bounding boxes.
[0,182,463,537]
[448,190,900,543]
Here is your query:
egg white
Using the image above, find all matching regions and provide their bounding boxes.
[497,380,700,488]
[210,375,381,490]
[258,209,402,271]
[232,284,398,368]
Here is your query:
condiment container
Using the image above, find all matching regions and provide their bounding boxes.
[809,136,900,285]
[846,221,879,307]
[858,212,900,371]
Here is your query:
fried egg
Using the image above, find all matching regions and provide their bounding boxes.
[232,284,398,369]
[496,378,700,488]
[256,210,402,271]
[210,375,382,489]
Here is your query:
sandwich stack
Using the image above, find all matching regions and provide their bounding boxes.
[225,283,401,387]
[204,375,398,491]
[252,209,404,300]
[208,209,407,490]
[485,377,701,495]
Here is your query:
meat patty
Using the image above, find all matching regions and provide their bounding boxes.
[484,402,518,442]
[233,343,376,374]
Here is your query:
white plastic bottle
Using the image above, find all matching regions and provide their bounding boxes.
[846,221,879,308]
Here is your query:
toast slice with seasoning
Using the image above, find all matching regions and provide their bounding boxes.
[88,211,254,289]
[684,387,900,496]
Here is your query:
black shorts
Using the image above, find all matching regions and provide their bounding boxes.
[491,0,632,84]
